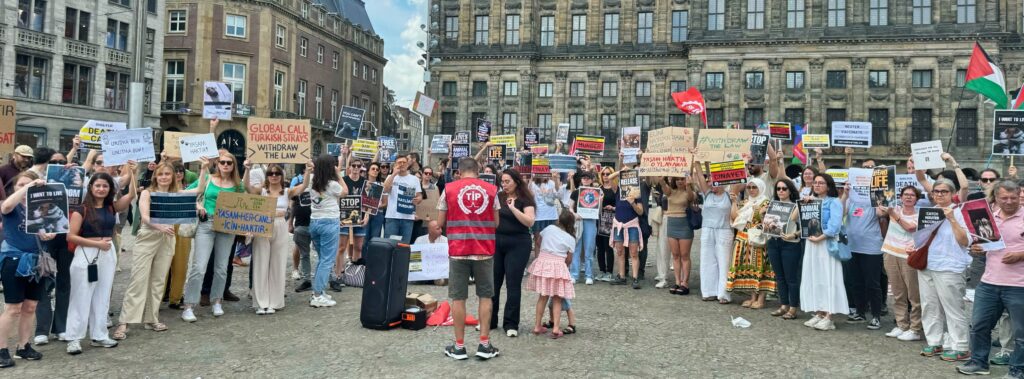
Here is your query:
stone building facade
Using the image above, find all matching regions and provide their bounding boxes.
[425,0,1024,170]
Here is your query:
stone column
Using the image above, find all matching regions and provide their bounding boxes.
[851,57,868,120]
[654,69,669,128]
[587,70,601,134]
[768,58,783,121]
[891,57,910,141]
[489,70,501,129]
[555,70,568,128]
[458,70,471,131]
[727,59,743,124]
[807,58,824,129]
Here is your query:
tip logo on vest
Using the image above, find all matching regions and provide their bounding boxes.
[457,185,489,215]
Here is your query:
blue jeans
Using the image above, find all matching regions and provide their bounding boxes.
[570,220,596,280]
[384,218,414,244]
[969,282,1024,371]
[309,218,340,295]
[362,211,386,256]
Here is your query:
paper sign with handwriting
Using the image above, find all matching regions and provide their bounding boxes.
[179,133,219,163]
[213,191,276,238]
[647,127,695,154]
[696,129,752,156]
[638,153,690,177]
[0,99,15,160]
[101,128,155,165]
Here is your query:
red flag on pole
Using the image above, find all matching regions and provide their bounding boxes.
[671,87,708,128]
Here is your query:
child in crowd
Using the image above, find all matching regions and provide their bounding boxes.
[526,209,578,339]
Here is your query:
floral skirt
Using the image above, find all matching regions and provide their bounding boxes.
[726,231,777,294]
[526,252,575,299]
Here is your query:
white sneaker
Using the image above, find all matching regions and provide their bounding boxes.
[265,308,276,314]
[181,308,197,322]
[256,308,267,315]
[309,294,336,307]
[290,270,301,280]
[885,327,906,338]
[506,329,518,337]
[897,330,922,341]
[475,324,481,331]
[813,317,836,331]
[212,303,225,317]
[33,334,49,346]
[90,338,118,348]
[654,280,667,289]
[57,332,69,342]
[66,340,82,355]
[585,278,594,285]
[804,314,823,328]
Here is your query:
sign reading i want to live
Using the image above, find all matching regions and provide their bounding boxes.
[246,117,311,163]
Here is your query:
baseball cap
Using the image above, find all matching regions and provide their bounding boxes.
[14,145,33,157]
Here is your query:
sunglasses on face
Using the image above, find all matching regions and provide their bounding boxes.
[95,160,104,165]
[218,160,234,166]
[776,187,788,191]
[267,171,283,177]
[351,163,362,168]
[50,160,67,165]
[980,178,998,183]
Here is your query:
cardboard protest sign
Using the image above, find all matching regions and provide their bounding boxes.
[800,200,823,239]
[378,137,397,163]
[694,150,727,163]
[412,92,437,117]
[831,121,872,148]
[45,165,85,212]
[327,143,342,156]
[0,99,16,160]
[618,170,640,200]
[749,134,770,165]
[555,123,570,143]
[803,134,831,149]
[647,127,695,154]
[769,122,792,140]
[213,191,276,238]
[453,131,470,144]
[576,187,601,219]
[246,118,311,164]
[163,131,197,158]
[416,192,438,221]
[638,153,690,177]
[352,139,379,160]
[80,120,127,149]
[911,140,944,170]
[763,201,797,237]
[178,133,218,163]
[621,126,641,156]
[361,182,384,215]
[430,135,451,154]
[548,154,577,172]
[524,128,539,147]
[870,166,896,207]
[150,192,198,225]
[336,106,365,140]
[202,81,233,120]
[101,128,156,165]
[961,199,1005,250]
[993,110,1024,155]
[339,195,362,226]
[26,184,69,234]
[696,129,752,158]
[826,168,849,184]
[408,243,450,281]
[491,134,517,149]
[708,160,748,186]
[477,120,492,142]
[574,135,605,156]
[532,156,551,178]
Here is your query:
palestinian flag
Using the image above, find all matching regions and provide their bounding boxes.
[1011,82,1024,110]
[965,42,1009,109]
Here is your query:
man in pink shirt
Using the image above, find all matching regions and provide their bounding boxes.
[958,180,1024,377]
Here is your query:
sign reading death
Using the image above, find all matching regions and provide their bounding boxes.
[638,153,690,177]
[708,160,748,186]
[246,117,311,164]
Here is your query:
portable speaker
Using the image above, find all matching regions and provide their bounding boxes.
[360,238,411,330]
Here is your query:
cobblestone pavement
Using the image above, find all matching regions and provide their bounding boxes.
[0,230,996,378]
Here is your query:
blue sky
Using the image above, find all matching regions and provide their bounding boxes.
[365,0,429,107]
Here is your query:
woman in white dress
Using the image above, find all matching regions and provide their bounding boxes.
[800,173,849,331]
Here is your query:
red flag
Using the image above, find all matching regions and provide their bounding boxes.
[672,87,708,127]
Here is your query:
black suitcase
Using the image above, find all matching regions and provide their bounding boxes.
[360,238,411,330]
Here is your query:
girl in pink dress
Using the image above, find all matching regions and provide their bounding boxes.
[526,209,578,339]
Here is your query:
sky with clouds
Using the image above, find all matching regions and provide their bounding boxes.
[365,0,429,108]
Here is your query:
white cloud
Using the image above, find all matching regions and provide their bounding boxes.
[407,0,427,5]
[383,16,427,106]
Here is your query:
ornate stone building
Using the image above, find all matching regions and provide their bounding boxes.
[425,0,1024,170]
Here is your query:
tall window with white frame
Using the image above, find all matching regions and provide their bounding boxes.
[225,14,246,38]
[273,71,285,111]
[827,0,846,27]
[505,14,520,45]
[705,72,724,90]
[569,114,586,137]
[168,10,186,33]
[315,85,323,119]
[786,71,805,90]
[332,52,339,69]
[957,0,975,23]
[223,63,246,105]
[869,0,887,26]
[538,82,553,97]
[164,60,185,104]
[18,0,47,32]
[107,20,130,51]
[63,63,93,106]
[912,70,932,88]
[601,114,617,141]
[105,71,130,110]
[747,0,765,29]
[275,25,286,48]
[635,81,652,97]
[540,16,555,46]
[571,15,587,46]
[604,13,620,45]
[912,0,931,25]
[708,0,725,31]
[603,81,619,97]
[65,8,92,41]
[316,45,324,64]
[330,90,338,121]
[299,37,308,57]
[503,81,518,97]
[637,12,653,43]
[297,80,307,117]
[502,112,517,134]
[475,15,489,45]
[671,11,688,42]
[445,16,459,40]
[745,72,764,89]
[787,0,805,28]
[537,114,552,141]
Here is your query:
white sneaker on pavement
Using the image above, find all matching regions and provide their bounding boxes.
[804,314,823,328]
[585,278,594,285]
[33,335,49,346]
[813,317,836,331]
[654,280,667,289]
[66,340,82,355]
[309,294,337,307]
[885,327,905,338]
[290,270,301,280]
[212,303,225,317]
[181,308,197,322]
[897,330,922,341]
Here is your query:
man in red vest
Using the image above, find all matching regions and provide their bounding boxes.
[438,157,500,360]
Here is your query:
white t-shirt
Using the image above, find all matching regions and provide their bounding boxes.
[308,180,344,219]
[539,225,576,257]
[531,181,560,221]
[385,173,422,220]
[413,234,448,245]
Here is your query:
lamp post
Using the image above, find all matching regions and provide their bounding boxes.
[417,4,442,155]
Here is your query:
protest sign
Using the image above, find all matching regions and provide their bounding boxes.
[0,99,16,159]
[694,150,727,163]
[576,187,601,219]
[870,166,896,207]
[524,128,539,147]
[831,121,872,148]
[749,134,769,165]
[696,129,752,158]
[548,154,577,172]
[163,131,198,158]
[352,139,379,160]
[336,106,364,140]
[619,170,640,200]
[26,184,69,234]
[895,174,925,196]
[826,168,849,184]
[847,168,873,203]
[378,137,397,162]
[764,201,798,238]
[453,131,470,144]
[361,182,384,215]
[911,140,945,170]
[339,195,362,226]
[477,120,492,142]
[598,209,613,236]
[430,135,451,154]
[327,143,342,156]
[480,173,497,186]
[451,143,470,171]
[514,152,532,174]
[638,153,690,177]
[491,134,517,149]
[961,199,1005,250]
[79,120,127,149]
[202,81,233,120]
[708,160,748,186]
[532,156,551,178]
[213,191,276,238]
[408,243,449,281]
[178,133,218,163]
[621,126,641,155]
[150,192,198,225]
[647,127,695,154]
[416,192,438,221]
[800,201,823,239]
[487,144,507,166]
[45,165,85,212]
[769,122,792,140]
[917,208,944,230]
[101,128,155,165]
[246,118,311,164]
[574,135,605,156]
[623,154,637,165]
[530,145,549,155]
[993,110,1024,155]
[803,134,831,149]
[555,123,570,143]
[412,92,436,117]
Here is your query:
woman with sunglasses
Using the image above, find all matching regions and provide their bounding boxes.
[362,162,387,257]
[244,161,312,314]
[595,167,617,282]
[166,160,191,309]
[180,149,250,322]
[660,174,697,295]
[307,154,349,307]
[799,173,849,331]
[878,185,924,342]
[332,157,368,291]
[726,177,775,309]
[693,160,737,303]
[765,178,803,319]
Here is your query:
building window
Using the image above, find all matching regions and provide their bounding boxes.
[602,81,619,97]
[445,16,459,40]
[635,81,652,97]
[670,81,688,93]
[912,0,931,25]
[316,45,324,64]
[601,114,618,141]
[869,0,887,26]
[708,0,725,31]
[827,0,846,27]
[225,14,246,38]
[869,70,889,88]
[62,63,92,106]
[604,13,620,45]
[222,63,246,104]
[955,109,978,146]
[569,82,585,97]
[505,14,520,45]
[911,109,932,142]
[502,112,518,134]
[442,81,457,97]
[571,15,587,46]
[569,114,586,136]
[826,70,847,88]
[537,114,553,141]
[275,25,286,47]
[637,12,653,43]
[317,10,324,27]
[784,108,805,125]
[352,60,358,77]
[747,0,765,29]
[363,65,367,80]
[164,60,185,104]
[104,71,129,110]
[300,1,309,18]
[332,52,339,69]
[299,37,308,56]
[706,109,724,128]
[786,71,805,89]
[956,69,967,87]
[296,80,307,117]
[273,71,284,111]
[787,0,805,28]
[705,72,724,90]
[957,0,976,24]
[65,8,92,41]
[18,0,47,31]
[106,20,130,51]
[540,16,555,47]
[912,70,933,88]
[475,15,489,45]
[743,108,764,129]
[671,11,689,42]
[441,112,457,135]
[635,114,651,139]
[538,82,553,97]
[869,108,889,145]
[826,108,846,135]
[314,85,324,119]
[745,72,764,89]
[472,81,487,97]
[668,114,686,127]
[15,54,48,100]
[503,81,519,96]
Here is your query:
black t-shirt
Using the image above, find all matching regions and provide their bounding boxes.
[497,197,531,236]
[343,175,366,198]
[291,193,311,227]
[600,186,616,208]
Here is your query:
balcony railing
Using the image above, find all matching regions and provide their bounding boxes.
[270,110,297,119]
[16,28,56,52]
[160,102,190,114]
[234,103,255,117]
[65,39,99,60]
[106,48,132,67]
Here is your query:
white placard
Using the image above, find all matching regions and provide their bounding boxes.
[847,167,873,203]
[100,128,155,165]
[202,81,234,120]
[911,140,945,170]
[413,92,436,117]
[179,133,219,163]
[408,243,449,281]
[621,126,641,156]
[831,121,873,148]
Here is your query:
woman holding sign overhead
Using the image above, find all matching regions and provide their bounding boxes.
[244,161,312,315]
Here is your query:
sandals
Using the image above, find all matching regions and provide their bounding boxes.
[702,296,718,302]
[782,309,799,320]
[676,286,690,295]
[542,320,553,329]
[718,299,732,305]
[771,307,789,317]
[669,285,680,294]
[145,322,168,332]
[562,325,576,334]
[741,299,753,308]
[550,330,564,339]
[112,325,128,340]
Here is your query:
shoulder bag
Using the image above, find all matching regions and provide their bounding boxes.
[907,220,944,270]
[343,260,366,287]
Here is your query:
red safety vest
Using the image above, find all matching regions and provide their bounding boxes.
[444,178,498,257]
